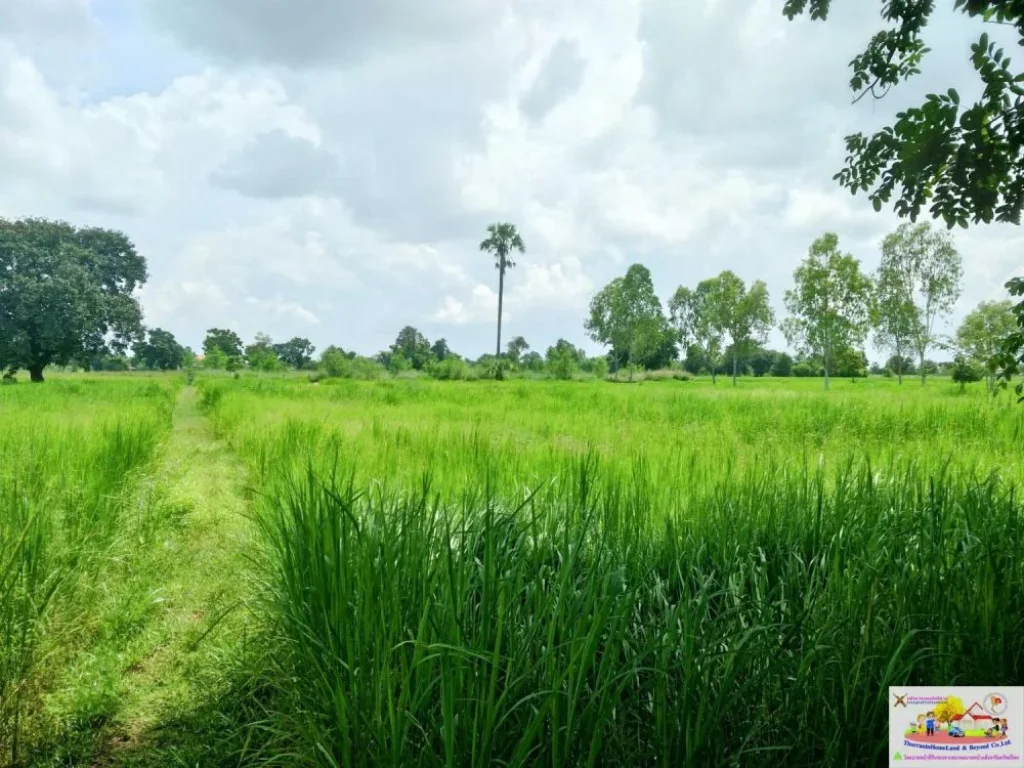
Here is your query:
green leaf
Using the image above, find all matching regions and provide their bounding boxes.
[947,88,959,104]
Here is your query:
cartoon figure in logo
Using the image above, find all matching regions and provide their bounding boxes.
[916,714,926,733]
[926,712,937,736]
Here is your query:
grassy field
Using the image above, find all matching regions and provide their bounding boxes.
[2,373,1023,766]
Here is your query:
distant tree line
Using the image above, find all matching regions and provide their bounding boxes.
[2,217,1021,394]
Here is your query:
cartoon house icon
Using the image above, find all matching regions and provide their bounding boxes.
[953,702,994,730]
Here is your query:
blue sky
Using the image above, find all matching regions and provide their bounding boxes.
[1,0,1021,362]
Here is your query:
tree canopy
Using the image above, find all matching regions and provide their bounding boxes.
[875,222,962,384]
[958,299,1018,390]
[585,264,664,382]
[782,233,874,390]
[783,0,1024,228]
[274,337,316,369]
[668,280,725,384]
[390,326,433,370]
[0,217,147,382]
[135,328,185,371]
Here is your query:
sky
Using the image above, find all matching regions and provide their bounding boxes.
[1,0,1022,362]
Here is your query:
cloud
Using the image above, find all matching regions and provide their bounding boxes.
[245,296,321,325]
[211,130,341,199]
[147,0,505,68]
[1,0,1021,360]
[520,39,586,122]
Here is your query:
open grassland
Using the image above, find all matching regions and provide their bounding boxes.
[0,379,175,763]
[198,375,1024,766]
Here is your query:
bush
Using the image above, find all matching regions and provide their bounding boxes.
[792,361,817,378]
[426,357,471,381]
[591,358,609,379]
[951,356,982,392]
[770,353,793,377]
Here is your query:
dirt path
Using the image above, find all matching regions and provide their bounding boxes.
[30,385,260,766]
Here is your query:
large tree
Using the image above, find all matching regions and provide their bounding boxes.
[706,271,774,386]
[273,337,316,369]
[876,223,962,384]
[782,233,874,390]
[203,328,244,360]
[506,335,529,366]
[135,328,184,371]
[0,218,147,382]
[390,326,432,370]
[585,264,665,382]
[668,281,725,384]
[479,223,525,359]
[957,299,1018,391]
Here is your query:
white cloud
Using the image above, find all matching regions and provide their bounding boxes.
[0,0,1020,360]
[245,296,321,326]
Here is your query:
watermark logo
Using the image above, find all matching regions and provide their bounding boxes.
[889,686,1024,767]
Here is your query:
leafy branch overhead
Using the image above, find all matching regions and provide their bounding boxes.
[783,0,1024,227]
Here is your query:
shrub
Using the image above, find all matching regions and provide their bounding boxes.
[792,361,817,378]
[591,358,609,379]
[426,358,471,381]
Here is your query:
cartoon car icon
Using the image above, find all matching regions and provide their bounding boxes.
[949,726,965,737]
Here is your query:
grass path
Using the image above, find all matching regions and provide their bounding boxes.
[30,386,261,766]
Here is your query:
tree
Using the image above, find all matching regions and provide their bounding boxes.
[506,336,529,366]
[0,218,147,382]
[669,281,725,384]
[135,328,184,370]
[586,264,665,382]
[521,350,544,372]
[783,2,1024,229]
[885,355,916,378]
[273,337,316,369]
[995,279,1024,402]
[749,348,775,377]
[934,697,967,728]
[245,332,281,372]
[876,223,962,385]
[681,343,705,375]
[707,272,774,386]
[545,339,582,380]
[833,346,868,381]
[782,233,873,390]
[957,300,1018,391]
[203,328,244,360]
[431,338,451,362]
[390,326,432,370]
[771,352,794,377]
[951,356,982,393]
[479,223,526,358]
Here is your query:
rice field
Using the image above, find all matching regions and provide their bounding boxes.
[2,373,1023,766]
[204,375,1024,766]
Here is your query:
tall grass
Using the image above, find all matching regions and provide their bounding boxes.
[0,379,174,761]
[202,377,1024,766]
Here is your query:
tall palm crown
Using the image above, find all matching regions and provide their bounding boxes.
[479,223,526,358]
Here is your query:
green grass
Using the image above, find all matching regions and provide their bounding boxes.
[196,374,1024,766]
[3,373,1023,766]
[0,379,175,763]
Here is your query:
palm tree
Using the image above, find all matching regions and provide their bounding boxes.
[479,223,526,358]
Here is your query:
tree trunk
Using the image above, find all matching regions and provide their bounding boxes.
[823,346,830,391]
[897,345,903,384]
[919,350,926,385]
[496,264,504,359]
[29,364,45,383]
[627,347,634,383]
[732,349,738,386]
[710,367,717,385]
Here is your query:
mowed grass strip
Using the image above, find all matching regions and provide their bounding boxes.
[199,375,1024,767]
